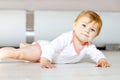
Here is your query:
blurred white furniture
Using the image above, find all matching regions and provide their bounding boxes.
[93,12,120,46]
[1,10,120,47]
[34,10,79,41]
[34,11,120,47]
[0,10,26,47]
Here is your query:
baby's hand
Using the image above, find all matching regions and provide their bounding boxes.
[40,57,56,69]
[96,58,111,68]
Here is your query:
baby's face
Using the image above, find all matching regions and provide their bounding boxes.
[73,17,99,43]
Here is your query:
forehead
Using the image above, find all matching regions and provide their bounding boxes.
[77,17,92,23]
[77,17,99,30]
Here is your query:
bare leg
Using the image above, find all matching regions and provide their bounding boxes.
[17,44,41,62]
[0,47,17,59]
[0,44,41,62]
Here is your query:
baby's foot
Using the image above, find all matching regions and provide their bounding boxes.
[20,43,32,48]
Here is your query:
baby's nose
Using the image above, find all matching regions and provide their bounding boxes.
[85,28,90,33]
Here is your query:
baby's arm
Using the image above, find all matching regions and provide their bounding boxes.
[40,57,56,69]
[96,58,111,67]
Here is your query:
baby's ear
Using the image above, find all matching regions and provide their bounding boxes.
[73,22,76,30]
[73,21,76,26]
[73,26,76,31]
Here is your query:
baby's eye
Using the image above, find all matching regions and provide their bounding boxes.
[91,28,95,32]
[82,24,86,27]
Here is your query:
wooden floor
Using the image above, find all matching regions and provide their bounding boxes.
[0,51,120,80]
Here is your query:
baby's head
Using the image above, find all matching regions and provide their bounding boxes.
[74,10,102,36]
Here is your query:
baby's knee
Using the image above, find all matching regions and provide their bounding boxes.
[14,50,25,60]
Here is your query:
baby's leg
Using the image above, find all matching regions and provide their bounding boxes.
[0,44,41,62]
[0,47,17,59]
[16,44,41,62]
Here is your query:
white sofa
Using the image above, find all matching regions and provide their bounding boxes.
[0,10,26,47]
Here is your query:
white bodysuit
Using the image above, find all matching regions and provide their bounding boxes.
[35,31,106,64]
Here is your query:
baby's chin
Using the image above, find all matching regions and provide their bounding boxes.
[80,38,89,42]
[78,39,89,44]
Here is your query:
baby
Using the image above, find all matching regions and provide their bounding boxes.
[0,10,111,68]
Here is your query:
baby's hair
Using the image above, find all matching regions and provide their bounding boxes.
[74,10,102,36]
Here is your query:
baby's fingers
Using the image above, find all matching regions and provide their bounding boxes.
[96,63,111,67]
[41,64,56,69]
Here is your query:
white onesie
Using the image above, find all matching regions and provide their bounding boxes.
[35,31,106,64]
